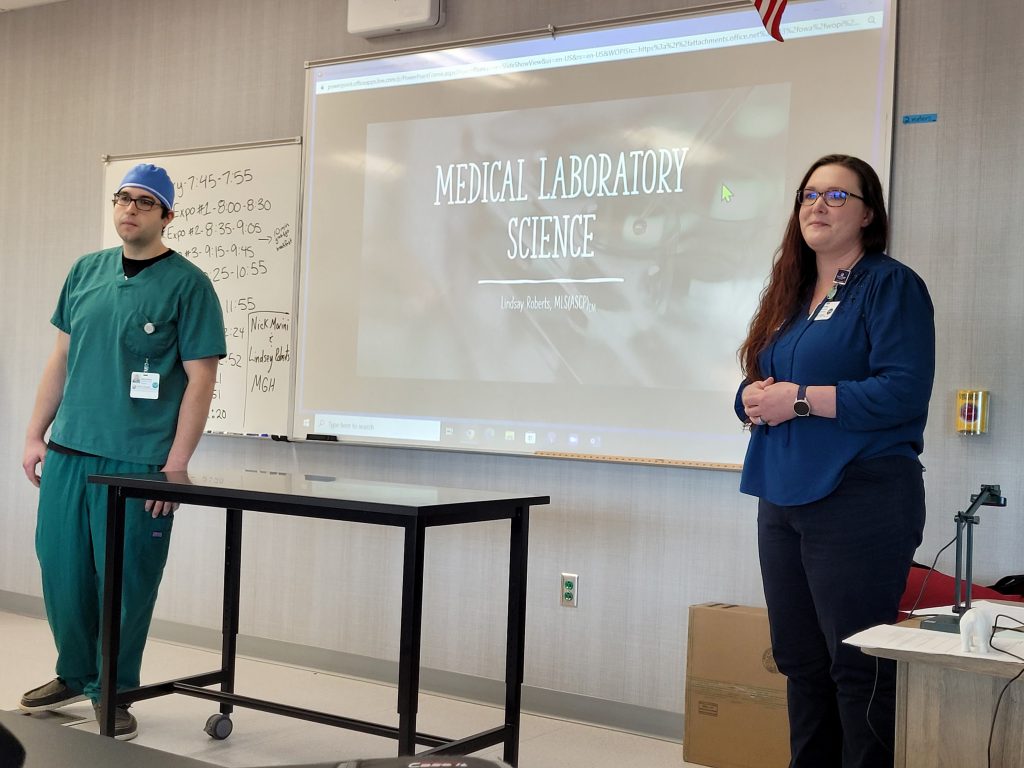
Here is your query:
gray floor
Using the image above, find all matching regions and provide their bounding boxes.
[1,611,702,767]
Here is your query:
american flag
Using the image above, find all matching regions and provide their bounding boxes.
[753,0,787,42]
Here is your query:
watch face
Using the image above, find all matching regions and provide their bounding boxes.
[794,400,811,417]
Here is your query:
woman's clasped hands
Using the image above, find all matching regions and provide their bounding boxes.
[742,377,800,427]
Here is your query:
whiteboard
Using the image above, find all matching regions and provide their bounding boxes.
[102,139,301,437]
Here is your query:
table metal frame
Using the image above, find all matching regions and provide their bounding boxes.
[89,472,548,765]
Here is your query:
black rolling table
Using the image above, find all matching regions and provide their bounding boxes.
[88,470,548,765]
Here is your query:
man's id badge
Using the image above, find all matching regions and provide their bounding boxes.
[130,371,160,399]
[814,301,840,321]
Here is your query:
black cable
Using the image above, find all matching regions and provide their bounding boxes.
[905,534,958,620]
[864,654,893,755]
[865,534,959,754]
[986,613,1024,768]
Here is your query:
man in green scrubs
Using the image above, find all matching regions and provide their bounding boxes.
[18,164,226,740]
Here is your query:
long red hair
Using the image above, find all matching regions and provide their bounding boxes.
[738,154,889,380]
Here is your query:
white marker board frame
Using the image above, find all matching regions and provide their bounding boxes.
[102,138,302,438]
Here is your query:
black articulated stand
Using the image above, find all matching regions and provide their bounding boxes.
[920,484,1006,633]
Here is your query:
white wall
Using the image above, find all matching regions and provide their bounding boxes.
[1,0,1022,739]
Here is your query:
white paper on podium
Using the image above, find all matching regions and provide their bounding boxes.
[845,600,1024,663]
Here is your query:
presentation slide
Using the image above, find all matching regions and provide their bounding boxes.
[296,0,896,465]
[359,85,787,389]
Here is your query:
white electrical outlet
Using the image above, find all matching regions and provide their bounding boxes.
[560,573,578,607]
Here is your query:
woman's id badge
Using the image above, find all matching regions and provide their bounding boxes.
[130,371,160,399]
[814,301,840,321]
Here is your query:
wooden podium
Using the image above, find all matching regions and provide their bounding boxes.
[848,618,1024,767]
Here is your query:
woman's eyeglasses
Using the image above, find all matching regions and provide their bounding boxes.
[796,188,865,207]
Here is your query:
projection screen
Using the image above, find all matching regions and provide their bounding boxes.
[294,0,897,467]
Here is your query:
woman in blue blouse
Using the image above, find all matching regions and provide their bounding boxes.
[736,155,934,768]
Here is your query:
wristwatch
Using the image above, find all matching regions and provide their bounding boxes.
[793,384,811,417]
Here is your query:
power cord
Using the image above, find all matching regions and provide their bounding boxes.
[865,534,958,754]
[986,614,1024,768]
[905,534,958,619]
[864,654,892,755]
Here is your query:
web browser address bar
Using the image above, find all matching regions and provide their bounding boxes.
[315,13,881,96]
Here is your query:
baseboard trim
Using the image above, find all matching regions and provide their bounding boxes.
[0,590,46,620]
[0,590,681,741]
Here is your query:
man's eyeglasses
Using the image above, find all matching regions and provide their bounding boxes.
[112,192,161,211]
[796,188,865,207]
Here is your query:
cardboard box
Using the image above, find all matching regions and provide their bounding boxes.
[684,603,790,768]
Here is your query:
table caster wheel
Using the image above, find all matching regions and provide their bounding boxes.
[204,713,233,740]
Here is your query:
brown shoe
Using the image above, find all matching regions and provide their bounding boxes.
[19,678,86,712]
[93,702,138,741]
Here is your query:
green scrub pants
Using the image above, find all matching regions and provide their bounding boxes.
[35,450,172,702]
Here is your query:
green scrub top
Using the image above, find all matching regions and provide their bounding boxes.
[49,248,226,465]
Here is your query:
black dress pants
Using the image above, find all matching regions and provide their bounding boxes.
[758,455,925,768]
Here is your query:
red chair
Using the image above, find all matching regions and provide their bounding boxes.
[899,563,1022,616]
